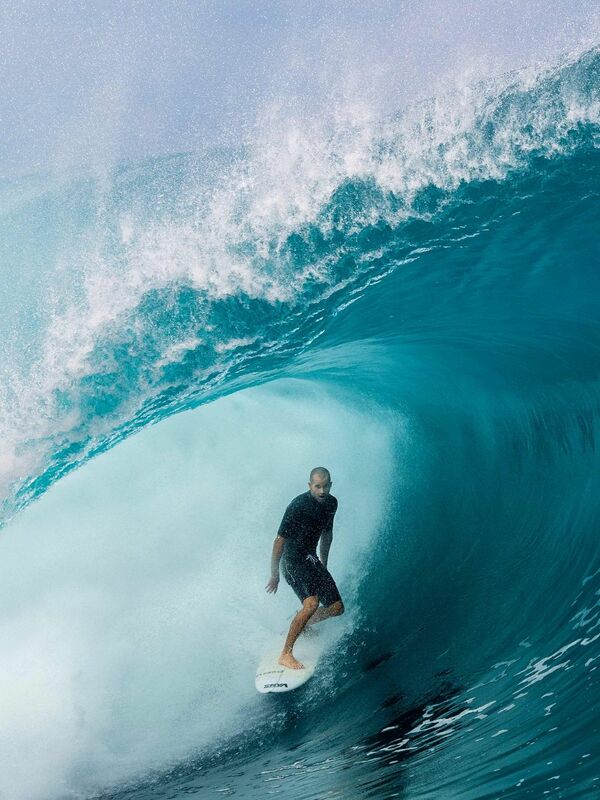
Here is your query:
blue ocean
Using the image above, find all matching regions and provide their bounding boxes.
[0,45,599,800]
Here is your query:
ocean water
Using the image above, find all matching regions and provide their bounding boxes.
[0,45,599,800]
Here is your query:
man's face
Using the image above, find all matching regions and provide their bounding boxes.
[308,474,331,502]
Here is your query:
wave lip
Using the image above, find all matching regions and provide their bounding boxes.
[1,46,598,520]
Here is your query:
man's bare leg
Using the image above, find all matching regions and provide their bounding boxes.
[306,600,345,628]
[279,596,319,669]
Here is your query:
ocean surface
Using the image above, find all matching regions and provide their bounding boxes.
[0,46,599,800]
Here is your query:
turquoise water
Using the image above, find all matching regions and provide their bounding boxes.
[0,47,599,800]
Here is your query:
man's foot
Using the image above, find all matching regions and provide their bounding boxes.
[278,652,304,670]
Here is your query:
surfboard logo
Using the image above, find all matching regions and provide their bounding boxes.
[264,682,288,688]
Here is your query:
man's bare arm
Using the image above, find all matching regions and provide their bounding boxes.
[266,535,285,593]
[319,530,333,569]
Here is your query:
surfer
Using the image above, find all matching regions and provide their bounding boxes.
[265,467,344,669]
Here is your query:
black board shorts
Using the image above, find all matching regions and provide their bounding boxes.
[282,554,342,606]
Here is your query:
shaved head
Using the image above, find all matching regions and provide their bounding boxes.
[308,467,332,503]
[309,467,331,483]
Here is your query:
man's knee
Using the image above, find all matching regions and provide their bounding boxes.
[329,600,344,616]
[303,596,319,614]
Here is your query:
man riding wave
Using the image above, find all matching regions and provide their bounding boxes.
[266,467,344,669]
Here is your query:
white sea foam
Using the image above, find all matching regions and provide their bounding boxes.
[0,380,400,799]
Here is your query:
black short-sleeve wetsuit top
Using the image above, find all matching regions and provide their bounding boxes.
[277,491,341,605]
[277,491,338,566]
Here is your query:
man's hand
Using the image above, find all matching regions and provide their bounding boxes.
[268,536,284,593]
[319,529,332,569]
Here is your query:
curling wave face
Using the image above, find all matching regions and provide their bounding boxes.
[0,46,598,800]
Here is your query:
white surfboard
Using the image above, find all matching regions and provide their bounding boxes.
[255,630,322,693]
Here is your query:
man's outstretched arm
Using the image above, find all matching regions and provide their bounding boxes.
[319,530,333,569]
[266,535,285,593]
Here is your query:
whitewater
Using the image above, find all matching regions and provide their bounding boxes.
[0,42,599,800]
